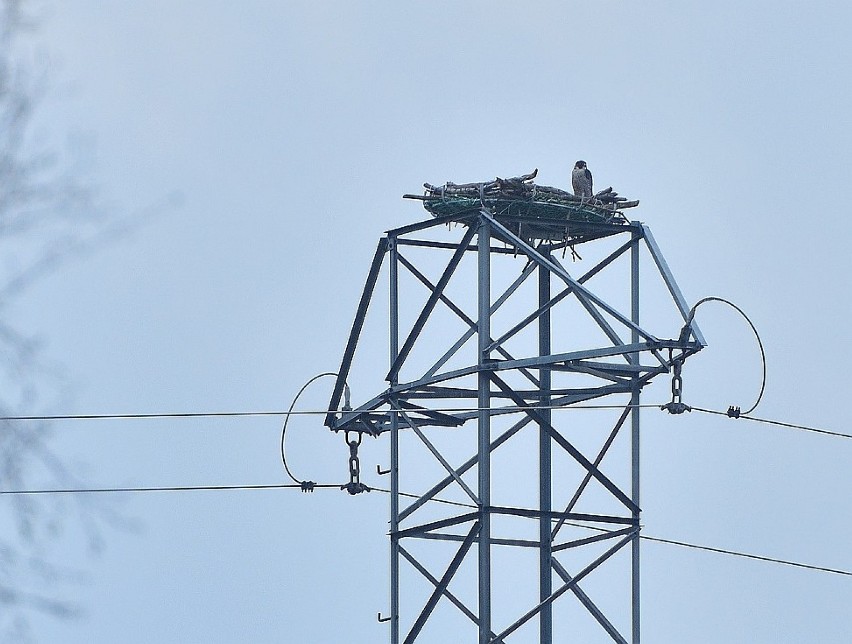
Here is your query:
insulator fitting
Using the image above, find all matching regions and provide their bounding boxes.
[341,431,370,495]
[662,356,689,415]
[342,481,371,495]
[661,402,692,415]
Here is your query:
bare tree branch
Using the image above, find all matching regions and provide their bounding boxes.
[0,1,142,635]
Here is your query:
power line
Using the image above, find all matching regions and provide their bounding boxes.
[0,483,471,512]
[0,411,290,421]
[691,407,852,440]
[0,403,694,422]
[0,482,848,578]
[555,520,852,579]
[0,483,334,495]
[2,404,847,443]
[371,485,479,511]
[641,534,852,578]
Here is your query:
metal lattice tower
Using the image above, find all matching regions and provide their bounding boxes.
[326,208,704,643]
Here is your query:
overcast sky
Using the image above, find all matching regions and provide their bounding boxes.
[7,1,851,642]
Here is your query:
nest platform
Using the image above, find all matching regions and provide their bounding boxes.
[404,169,639,245]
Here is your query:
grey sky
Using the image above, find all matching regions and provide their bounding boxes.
[9,1,851,642]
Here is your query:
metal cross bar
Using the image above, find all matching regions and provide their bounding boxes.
[568,360,655,376]
[386,212,475,237]
[397,251,540,388]
[450,384,635,424]
[398,416,533,523]
[422,259,538,381]
[396,251,473,326]
[330,390,390,431]
[402,386,479,398]
[491,531,637,643]
[395,237,521,255]
[402,522,481,644]
[550,558,628,644]
[482,211,659,344]
[485,238,634,354]
[399,545,497,638]
[402,386,626,400]
[551,253,627,350]
[396,400,464,427]
[552,405,633,539]
[409,533,539,548]
[641,224,706,346]
[490,506,635,526]
[490,373,639,514]
[326,238,388,428]
[562,363,632,384]
[395,512,479,540]
[484,343,663,374]
[387,224,477,382]
[553,526,637,552]
[545,422,638,514]
[390,342,662,400]
[394,406,479,505]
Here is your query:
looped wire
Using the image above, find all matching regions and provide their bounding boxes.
[681,296,766,416]
[281,372,351,491]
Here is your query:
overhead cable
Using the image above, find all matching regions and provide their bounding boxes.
[0,483,328,495]
[371,485,478,511]
[0,483,848,577]
[1,404,846,443]
[691,407,852,441]
[0,403,664,423]
[556,520,852,579]
[641,534,852,577]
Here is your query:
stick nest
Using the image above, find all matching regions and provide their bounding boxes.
[404,169,639,225]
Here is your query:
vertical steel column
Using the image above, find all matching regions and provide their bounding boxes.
[539,251,553,644]
[477,217,492,644]
[630,229,641,644]
[389,237,400,644]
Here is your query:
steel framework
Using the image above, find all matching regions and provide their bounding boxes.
[326,208,704,643]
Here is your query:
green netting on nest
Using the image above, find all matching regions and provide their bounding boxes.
[404,169,638,227]
[423,194,625,224]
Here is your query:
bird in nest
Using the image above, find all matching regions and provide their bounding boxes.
[572,160,593,198]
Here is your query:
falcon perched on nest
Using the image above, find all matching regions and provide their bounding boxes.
[572,160,593,198]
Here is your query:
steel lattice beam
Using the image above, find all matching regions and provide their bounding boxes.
[328,208,703,642]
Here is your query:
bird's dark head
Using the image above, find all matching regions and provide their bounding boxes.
[574,160,586,169]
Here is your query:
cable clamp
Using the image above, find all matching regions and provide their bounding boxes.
[300,480,316,493]
[726,406,741,418]
[342,482,371,495]
[661,401,692,415]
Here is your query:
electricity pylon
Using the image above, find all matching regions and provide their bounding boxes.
[325,207,703,643]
